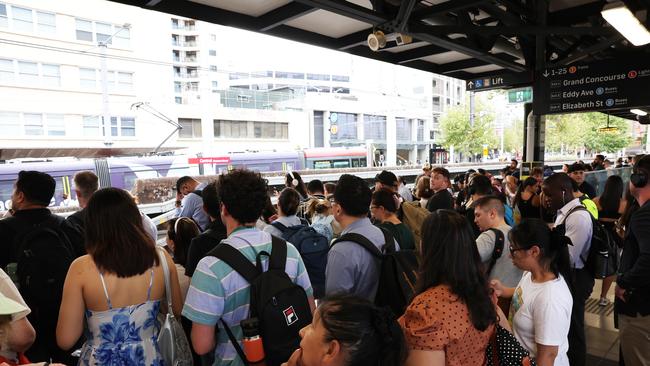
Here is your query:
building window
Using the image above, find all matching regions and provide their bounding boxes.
[331,75,349,82]
[276,71,304,79]
[432,96,440,107]
[45,114,65,136]
[83,115,101,136]
[12,6,32,32]
[364,115,386,140]
[41,64,60,87]
[254,122,288,139]
[23,113,43,135]
[210,34,216,41]
[396,117,412,141]
[120,117,135,136]
[75,19,93,41]
[0,111,20,135]
[330,112,357,142]
[209,49,216,56]
[313,111,324,148]
[171,18,179,29]
[210,65,217,72]
[75,19,130,46]
[417,119,424,141]
[211,81,218,92]
[432,80,437,88]
[307,73,329,81]
[79,68,96,88]
[36,11,55,34]
[17,61,38,85]
[175,96,182,104]
[213,120,288,139]
[117,72,133,91]
[0,58,13,83]
[332,87,349,94]
[0,3,7,28]
[174,81,181,93]
[178,118,201,138]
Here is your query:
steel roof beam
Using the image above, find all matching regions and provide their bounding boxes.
[549,34,624,66]
[436,58,492,73]
[392,44,448,63]
[258,3,318,31]
[408,23,527,72]
[410,25,615,36]
[412,0,488,20]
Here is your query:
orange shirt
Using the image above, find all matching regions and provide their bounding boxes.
[399,285,494,366]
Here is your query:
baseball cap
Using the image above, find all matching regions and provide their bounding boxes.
[0,295,28,316]
[567,163,586,174]
[375,170,398,187]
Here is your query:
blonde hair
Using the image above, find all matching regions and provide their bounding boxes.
[306,198,330,217]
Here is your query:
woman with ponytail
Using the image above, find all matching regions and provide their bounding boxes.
[400,209,496,366]
[167,217,200,301]
[282,294,406,366]
[491,218,573,366]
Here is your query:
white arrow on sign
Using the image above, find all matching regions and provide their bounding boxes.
[468,81,474,88]
[542,70,549,77]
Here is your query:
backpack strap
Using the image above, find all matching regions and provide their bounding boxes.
[208,244,259,283]
[270,221,288,233]
[378,227,397,254]
[191,189,203,198]
[219,318,249,366]
[332,233,382,258]
[486,228,505,275]
[268,235,288,271]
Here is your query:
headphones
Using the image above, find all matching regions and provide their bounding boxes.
[631,169,648,188]
[288,171,298,187]
[174,217,186,237]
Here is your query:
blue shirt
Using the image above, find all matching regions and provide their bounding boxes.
[325,217,399,301]
[182,227,312,366]
[176,183,210,230]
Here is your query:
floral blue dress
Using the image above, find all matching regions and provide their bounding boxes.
[79,269,164,366]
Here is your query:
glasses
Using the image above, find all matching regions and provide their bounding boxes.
[509,245,531,255]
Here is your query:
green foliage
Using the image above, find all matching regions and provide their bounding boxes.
[546,112,632,153]
[440,104,497,155]
[504,117,523,154]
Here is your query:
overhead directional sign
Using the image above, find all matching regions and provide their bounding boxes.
[508,87,533,103]
[533,58,650,115]
[466,72,532,91]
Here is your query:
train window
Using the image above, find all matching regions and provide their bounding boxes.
[0,181,14,211]
[360,158,367,167]
[313,160,331,169]
[351,159,360,167]
[332,160,350,168]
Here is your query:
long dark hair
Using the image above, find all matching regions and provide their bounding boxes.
[513,176,537,207]
[416,209,496,331]
[286,171,308,199]
[509,218,573,293]
[85,188,159,277]
[318,294,407,366]
[599,175,624,214]
[167,217,200,266]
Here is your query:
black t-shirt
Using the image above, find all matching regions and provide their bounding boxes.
[579,181,597,199]
[185,220,227,277]
[426,189,454,212]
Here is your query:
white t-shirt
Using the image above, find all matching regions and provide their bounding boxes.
[510,272,572,366]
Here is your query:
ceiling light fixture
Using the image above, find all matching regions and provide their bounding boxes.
[601,2,650,46]
[631,108,648,116]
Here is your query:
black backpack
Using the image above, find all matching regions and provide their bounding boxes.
[560,205,618,279]
[208,236,312,366]
[271,221,329,298]
[486,228,505,276]
[13,216,76,321]
[331,228,418,317]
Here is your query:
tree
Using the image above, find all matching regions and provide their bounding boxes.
[545,112,632,154]
[440,104,497,156]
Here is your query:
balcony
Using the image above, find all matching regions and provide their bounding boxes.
[183,41,197,47]
[183,57,198,63]
[174,72,199,79]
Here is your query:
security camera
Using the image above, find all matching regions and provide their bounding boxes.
[368,31,412,51]
[367,31,387,52]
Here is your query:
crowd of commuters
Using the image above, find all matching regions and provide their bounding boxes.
[0,153,647,366]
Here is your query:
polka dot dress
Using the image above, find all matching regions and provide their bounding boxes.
[399,285,494,366]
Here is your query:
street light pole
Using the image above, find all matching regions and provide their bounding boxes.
[98,23,131,147]
[99,42,111,146]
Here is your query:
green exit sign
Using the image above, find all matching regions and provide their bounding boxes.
[508,87,533,103]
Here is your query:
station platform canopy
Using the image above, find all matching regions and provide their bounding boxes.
[110,0,650,120]
[0,147,184,160]
[109,1,648,77]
